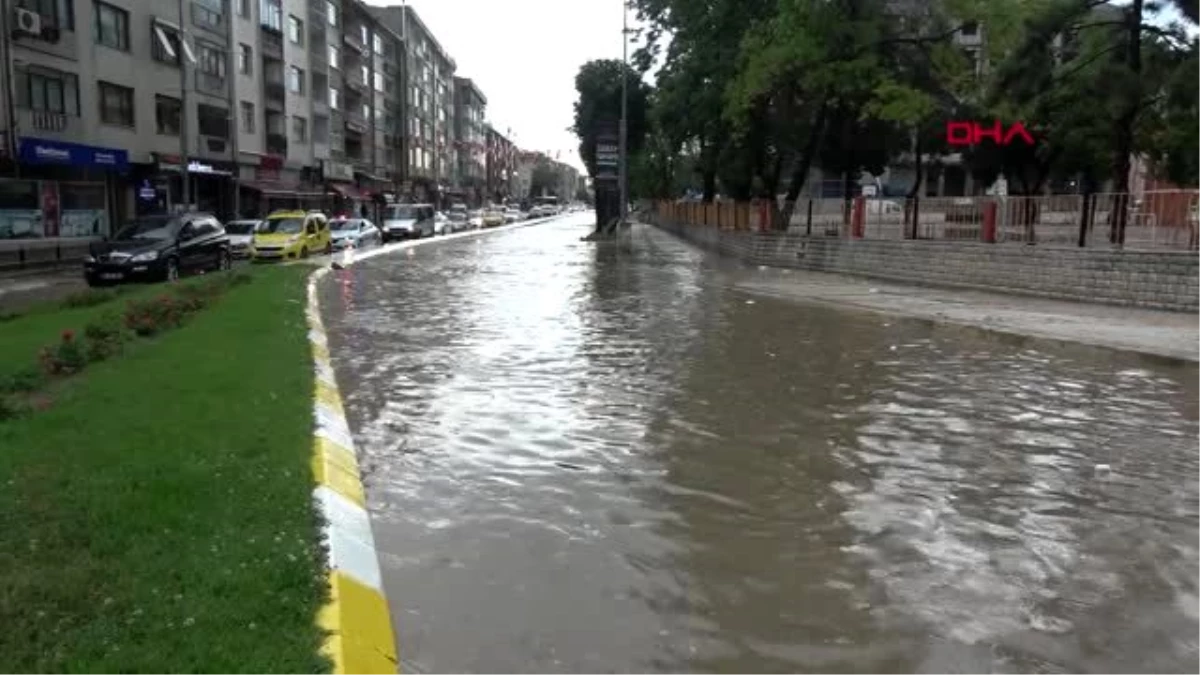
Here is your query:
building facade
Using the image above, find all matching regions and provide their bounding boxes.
[452,76,485,206]
[484,124,516,203]
[0,0,479,242]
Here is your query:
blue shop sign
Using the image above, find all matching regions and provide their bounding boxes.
[18,138,129,171]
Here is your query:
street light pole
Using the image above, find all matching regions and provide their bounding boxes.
[178,0,191,212]
[619,0,629,222]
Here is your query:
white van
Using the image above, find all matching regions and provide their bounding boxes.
[381,203,436,241]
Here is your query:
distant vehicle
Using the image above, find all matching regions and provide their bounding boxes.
[251,210,331,261]
[223,219,260,258]
[330,217,382,250]
[381,203,436,241]
[534,196,560,216]
[468,210,484,229]
[85,213,230,286]
[433,212,454,235]
[504,207,521,223]
[482,208,505,228]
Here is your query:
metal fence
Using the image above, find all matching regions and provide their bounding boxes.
[657,190,1200,251]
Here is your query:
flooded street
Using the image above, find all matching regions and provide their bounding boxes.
[318,214,1199,673]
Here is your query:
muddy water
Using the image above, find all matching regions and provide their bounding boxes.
[318,216,1199,673]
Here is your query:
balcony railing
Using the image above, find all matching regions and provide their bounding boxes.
[344,111,367,134]
[196,72,226,95]
[344,70,366,91]
[29,110,69,132]
[343,31,366,53]
[264,81,286,107]
[266,133,288,156]
[261,30,283,58]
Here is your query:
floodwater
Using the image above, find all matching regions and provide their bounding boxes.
[318,214,1199,673]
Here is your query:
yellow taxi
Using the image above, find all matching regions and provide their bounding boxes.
[250,210,332,261]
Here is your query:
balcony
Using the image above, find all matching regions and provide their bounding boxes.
[264,81,286,110]
[266,133,288,156]
[344,111,367,134]
[343,31,366,54]
[18,109,82,139]
[195,72,226,96]
[261,30,283,58]
[343,69,366,92]
[195,134,231,158]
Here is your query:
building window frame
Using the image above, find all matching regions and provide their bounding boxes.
[93,1,129,51]
[239,43,253,75]
[292,115,307,143]
[97,80,134,127]
[287,14,303,45]
[155,94,182,136]
[240,100,255,133]
[287,65,305,95]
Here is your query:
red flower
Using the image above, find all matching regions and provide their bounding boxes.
[61,329,74,342]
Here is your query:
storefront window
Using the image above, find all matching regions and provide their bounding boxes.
[60,183,108,237]
[0,179,41,238]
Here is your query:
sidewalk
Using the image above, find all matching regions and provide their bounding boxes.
[732,266,1199,362]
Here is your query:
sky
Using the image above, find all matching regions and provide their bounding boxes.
[366,0,630,173]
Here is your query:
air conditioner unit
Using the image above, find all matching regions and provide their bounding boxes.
[13,8,41,36]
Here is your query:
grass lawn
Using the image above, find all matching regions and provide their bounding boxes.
[0,265,331,672]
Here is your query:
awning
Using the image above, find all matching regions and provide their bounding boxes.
[241,180,324,198]
[326,182,366,199]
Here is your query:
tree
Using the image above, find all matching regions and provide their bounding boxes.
[570,59,651,179]
[528,160,559,199]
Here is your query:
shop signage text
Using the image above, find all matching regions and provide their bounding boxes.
[946,121,1035,147]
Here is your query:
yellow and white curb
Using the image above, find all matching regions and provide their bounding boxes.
[306,267,398,674]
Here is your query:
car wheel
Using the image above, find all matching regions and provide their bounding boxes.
[218,249,232,272]
[165,258,180,283]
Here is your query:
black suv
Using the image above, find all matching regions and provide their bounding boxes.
[85,213,230,287]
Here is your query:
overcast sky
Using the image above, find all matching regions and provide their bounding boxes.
[366,0,629,173]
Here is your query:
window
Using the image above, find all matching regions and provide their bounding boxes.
[960,21,978,36]
[287,15,303,44]
[151,23,181,65]
[94,1,129,51]
[328,43,340,69]
[287,66,304,94]
[292,115,307,142]
[329,87,339,109]
[23,68,79,114]
[326,0,337,26]
[373,33,383,54]
[240,101,255,133]
[155,95,181,135]
[193,0,224,30]
[98,81,134,126]
[238,0,250,18]
[17,0,75,30]
[198,41,226,77]
[361,102,369,120]
[260,0,281,31]
[360,24,369,45]
[361,64,368,84]
[239,43,253,74]
[374,71,383,92]
[197,103,229,138]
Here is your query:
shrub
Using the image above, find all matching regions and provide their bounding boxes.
[83,314,127,362]
[0,395,18,421]
[61,288,120,309]
[39,330,87,376]
[123,294,187,337]
[1,366,44,394]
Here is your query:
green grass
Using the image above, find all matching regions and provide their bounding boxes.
[0,266,331,673]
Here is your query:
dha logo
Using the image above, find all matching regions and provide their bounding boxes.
[946,121,1035,146]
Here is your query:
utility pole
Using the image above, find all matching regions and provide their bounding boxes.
[226,1,240,218]
[619,0,629,222]
[1,0,20,173]
[178,0,191,212]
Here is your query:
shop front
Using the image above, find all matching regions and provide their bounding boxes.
[149,153,237,219]
[0,138,128,239]
[240,155,325,216]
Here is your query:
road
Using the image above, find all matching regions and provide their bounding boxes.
[318,213,1198,673]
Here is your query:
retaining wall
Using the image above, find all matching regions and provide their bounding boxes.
[654,219,1199,312]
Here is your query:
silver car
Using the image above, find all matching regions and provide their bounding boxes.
[223,219,260,258]
[330,218,382,250]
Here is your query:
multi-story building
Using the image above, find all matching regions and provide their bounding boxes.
[452,76,486,206]
[484,124,516,203]
[0,0,409,241]
[369,3,455,207]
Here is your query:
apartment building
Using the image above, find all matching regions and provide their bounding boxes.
[484,124,516,202]
[452,76,486,206]
[0,0,407,239]
[369,3,455,207]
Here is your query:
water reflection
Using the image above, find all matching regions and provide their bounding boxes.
[318,219,1198,673]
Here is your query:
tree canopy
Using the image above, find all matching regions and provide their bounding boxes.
[569,0,1198,211]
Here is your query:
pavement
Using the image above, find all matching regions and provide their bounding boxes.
[729,266,1200,362]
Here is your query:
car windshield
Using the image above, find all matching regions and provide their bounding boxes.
[224,221,259,235]
[114,216,182,241]
[258,218,304,234]
[448,211,466,221]
[332,219,362,232]
[387,206,417,220]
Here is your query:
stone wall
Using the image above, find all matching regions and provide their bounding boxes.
[653,220,1200,312]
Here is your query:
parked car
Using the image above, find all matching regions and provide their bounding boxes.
[468,210,484,229]
[223,219,260,258]
[251,210,331,261]
[482,209,506,228]
[85,213,230,286]
[381,203,436,241]
[446,210,469,232]
[330,217,382,250]
[504,208,521,223]
[433,212,453,235]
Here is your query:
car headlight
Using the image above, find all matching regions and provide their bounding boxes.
[84,255,96,263]
[131,250,159,262]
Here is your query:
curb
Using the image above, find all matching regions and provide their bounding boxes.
[342,212,573,267]
[306,266,398,674]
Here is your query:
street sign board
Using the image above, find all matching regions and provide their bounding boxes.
[593,119,619,182]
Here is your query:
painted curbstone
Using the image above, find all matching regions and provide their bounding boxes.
[305,269,398,674]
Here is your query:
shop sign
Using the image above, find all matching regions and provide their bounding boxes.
[137,180,157,201]
[18,138,129,171]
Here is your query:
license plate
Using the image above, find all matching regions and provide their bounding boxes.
[101,273,123,280]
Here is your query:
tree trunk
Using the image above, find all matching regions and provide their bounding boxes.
[904,131,924,238]
[779,100,829,228]
[1109,0,1144,247]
